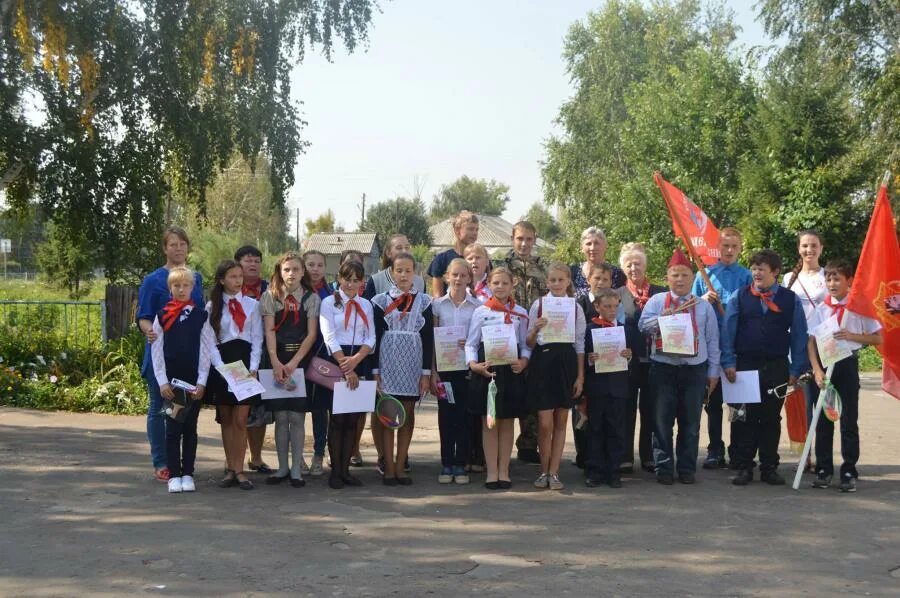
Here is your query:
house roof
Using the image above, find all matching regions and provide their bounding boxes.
[429,214,555,251]
[304,232,379,255]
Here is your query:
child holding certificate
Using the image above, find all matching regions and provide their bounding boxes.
[260,252,321,488]
[526,263,586,491]
[431,258,480,484]
[372,253,434,486]
[807,260,881,492]
[466,267,531,490]
[584,290,631,488]
[318,260,376,489]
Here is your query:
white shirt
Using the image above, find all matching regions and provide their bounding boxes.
[465,303,532,364]
[527,293,587,354]
[205,292,264,371]
[150,307,218,388]
[807,297,882,352]
[433,292,480,329]
[783,269,827,320]
[319,290,376,355]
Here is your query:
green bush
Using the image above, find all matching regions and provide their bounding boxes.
[857,346,883,372]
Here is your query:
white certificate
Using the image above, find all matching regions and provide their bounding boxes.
[332,380,377,414]
[591,326,628,373]
[721,370,761,404]
[537,296,576,344]
[658,313,696,355]
[482,323,518,366]
[434,325,467,372]
[258,368,307,400]
[215,361,266,402]
[812,314,853,368]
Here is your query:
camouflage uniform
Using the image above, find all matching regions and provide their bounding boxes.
[495,250,548,456]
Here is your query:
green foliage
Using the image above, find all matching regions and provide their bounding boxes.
[363,197,433,247]
[410,244,434,275]
[430,176,510,222]
[2,0,377,285]
[521,202,561,243]
[187,228,283,289]
[0,278,105,301]
[305,209,337,237]
[857,346,884,373]
[35,221,96,299]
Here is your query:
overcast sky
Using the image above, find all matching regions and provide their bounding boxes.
[287,1,771,232]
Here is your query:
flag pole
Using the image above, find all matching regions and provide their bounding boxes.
[654,172,725,315]
[792,362,835,490]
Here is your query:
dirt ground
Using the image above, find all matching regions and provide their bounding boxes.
[1,373,899,597]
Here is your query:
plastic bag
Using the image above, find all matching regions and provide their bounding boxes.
[822,383,843,422]
[486,379,497,429]
[728,403,747,423]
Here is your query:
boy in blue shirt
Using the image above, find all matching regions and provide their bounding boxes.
[721,250,809,486]
[692,227,751,469]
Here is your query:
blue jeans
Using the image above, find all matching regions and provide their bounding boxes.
[650,361,707,476]
[311,410,328,456]
[144,374,166,469]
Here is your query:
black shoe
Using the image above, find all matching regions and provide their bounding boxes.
[219,472,238,488]
[329,476,345,489]
[732,469,753,486]
[265,473,289,485]
[342,474,363,487]
[585,477,605,488]
[248,461,274,475]
[641,462,656,473]
[236,475,255,490]
[702,455,726,470]
[760,471,786,486]
[396,476,413,486]
[497,480,512,489]
[608,478,622,489]
[811,472,832,489]
[657,473,674,485]
[517,449,540,464]
[485,481,500,490]
[376,456,385,476]
[383,477,399,487]
[403,459,411,473]
[678,473,696,485]
[839,474,857,493]
[289,476,306,488]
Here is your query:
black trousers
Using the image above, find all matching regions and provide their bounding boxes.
[586,391,627,482]
[733,358,789,473]
[704,383,733,460]
[438,371,469,468]
[166,399,201,477]
[815,355,860,478]
[625,360,654,466]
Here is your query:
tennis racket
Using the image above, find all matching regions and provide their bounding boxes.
[375,391,407,429]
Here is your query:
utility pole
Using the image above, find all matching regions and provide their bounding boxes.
[358,193,366,229]
[295,206,300,250]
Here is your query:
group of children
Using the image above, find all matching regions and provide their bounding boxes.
[147,221,882,496]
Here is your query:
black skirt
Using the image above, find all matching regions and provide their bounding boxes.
[468,347,527,419]
[205,339,261,407]
[528,343,578,411]
[309,344,373,412]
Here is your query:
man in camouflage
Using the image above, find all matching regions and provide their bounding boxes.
[494,221,547,464]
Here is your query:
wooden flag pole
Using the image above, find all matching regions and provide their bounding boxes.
[654,171,725,315]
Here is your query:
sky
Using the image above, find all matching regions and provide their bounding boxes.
[288,1,770,232]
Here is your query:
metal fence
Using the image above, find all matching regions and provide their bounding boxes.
[0,300,107,348]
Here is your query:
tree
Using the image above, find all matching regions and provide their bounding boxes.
[542,0,755,277]
[1,0,377,283]
[521,203,561,242]
[363,197,432,248]
[36,221,96,299]
[305,209,336,237]
[429,176,510,222]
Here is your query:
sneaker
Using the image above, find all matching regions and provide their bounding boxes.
[310,455,324,477]
[760,471,786,486]
[732,469,753,486]
[167,477,183,493]
[548,474,564,491]
[533,473,550,489]
[180,475,196,492]
[839,474,857,493]
[376,456,385,476]
[350,454,363,467]
[403,458,411,473]
[301,460,311,476]
[657,472,674,485]
[678,472,696,484]
[702,454,727,470]
[452,466,469,485]
[811,472,832,489]
[438,467,453,484]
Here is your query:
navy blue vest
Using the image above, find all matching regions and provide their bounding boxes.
[583,322,630,398]
[157,306,208,385]
[734,285,796,360]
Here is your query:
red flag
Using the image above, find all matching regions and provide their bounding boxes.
[654,174,720,265]
[846,177,900,400]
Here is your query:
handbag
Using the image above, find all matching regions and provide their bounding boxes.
[305,300,359,391]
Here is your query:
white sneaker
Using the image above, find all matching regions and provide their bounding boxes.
[180,475,196,492]
[168,477,183,493]
[310,455,324,477]
[301,459,311,476]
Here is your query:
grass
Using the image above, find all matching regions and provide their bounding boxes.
[0,279,106,302]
